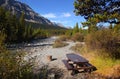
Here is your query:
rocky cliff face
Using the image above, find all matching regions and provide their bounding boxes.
[0,0,53,25]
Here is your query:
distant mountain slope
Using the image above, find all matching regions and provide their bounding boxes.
[26,22,66,29]
[0,0,65,29]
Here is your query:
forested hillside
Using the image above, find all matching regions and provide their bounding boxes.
[0,7,66,43]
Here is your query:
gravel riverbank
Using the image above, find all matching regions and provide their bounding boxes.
[14,37,92,79]
[24,37,77,69]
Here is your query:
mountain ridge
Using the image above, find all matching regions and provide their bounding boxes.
[0,0,64,28]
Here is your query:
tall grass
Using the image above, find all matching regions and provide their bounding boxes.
[71,33,84,42]
[71,43,120,78]
[85,29,120,59]
[53,39,69,48]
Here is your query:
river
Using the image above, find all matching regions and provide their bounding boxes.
[7,36,57,50]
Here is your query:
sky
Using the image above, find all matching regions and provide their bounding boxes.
[19,0,85,28]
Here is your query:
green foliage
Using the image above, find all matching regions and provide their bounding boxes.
[74,0,120,33]
[0,7,24,43]
[45,29,66,36]
[23,25,34,41]
[73,1,120,77]
[88,25,98,33]
[0,33,34,79]
[4,11,18,42]
[0,7,6,30]
[0,51,34,79]
[65,29,73,36]
[71,33,84,42]
[73,22,79,34]
[85,29,120,59]
[64,24,88,42]
[74,0,120,24]
[0,32,6,46]
[19,12,25,27]
[82,16,99,33]
[17,13,26,42]
[32,29,48,39]
[79,27,83,33]
[26,21,66,30]
[0,7,66,43]
[0,32,6,54]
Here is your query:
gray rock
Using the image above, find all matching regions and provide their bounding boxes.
[0,0,54,25]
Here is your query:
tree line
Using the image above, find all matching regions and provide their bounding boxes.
[0,7,66,44]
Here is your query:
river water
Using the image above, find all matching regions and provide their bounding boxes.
[7,36,57,50]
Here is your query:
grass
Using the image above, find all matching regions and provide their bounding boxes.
[58,35,70,41]
[90,54,120,77]
[53,40,69,48]
[71,43,120,78]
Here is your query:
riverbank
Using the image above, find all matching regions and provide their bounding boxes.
[9,36,117,79]
[22,37,93,78]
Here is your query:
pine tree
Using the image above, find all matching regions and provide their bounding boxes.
[65,30,72,36]
[19,12,25,27]
[79,27,83,33]
[18,12,25,42]
[0,7,6,31]
[73,22,79,35]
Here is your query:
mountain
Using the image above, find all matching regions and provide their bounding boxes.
[0,0,65,28]
[52,22,65,28]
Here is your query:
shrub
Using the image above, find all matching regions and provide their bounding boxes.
[0,50,35,79]
[53,40,69,48]
[71,33,84,42]
[36,66,64,79]
[70,43,85,54]
[58,35,70,41]
[85,29,120,59]
[0,33,34,79]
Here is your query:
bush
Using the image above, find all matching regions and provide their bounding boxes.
[71,33,84,42]
[53,40,69,48]
[35,66,64,79]
[85,29,120,59]
[0,33,34,79]
[0,50,35,79]
[58,35,70,41]
[71,43,85,53]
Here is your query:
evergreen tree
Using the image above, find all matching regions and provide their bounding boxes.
[79,27,83,33]
[0,7,66,43]
[73,22,79,35]
[65,29,72,36]
[11,15,19,41]
[18,12,26,41]
[5,11,12,42]
[19,12,25,27]
[74,0,120,32]
[24,24,34,41]
[0,7,6,31]
[74,0,120,24]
